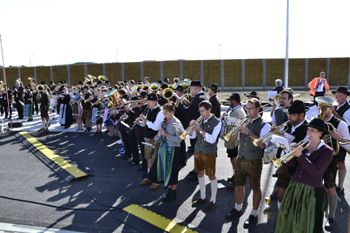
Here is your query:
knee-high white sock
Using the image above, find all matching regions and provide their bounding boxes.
[210,179,217,203]
[42,122,45,129]
[338,169,347,188]
[328,195,338,219]
[45,122,49,129]
[198,176,206,200]
[250,209,258,217]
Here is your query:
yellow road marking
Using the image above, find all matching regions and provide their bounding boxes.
[19,131,87,179]
[123,204,197,233]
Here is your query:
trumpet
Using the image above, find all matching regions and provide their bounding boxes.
[272,140,310,168]
[179,116,203,140]
[122,99,142,105]
[252,120,290,147]
[223,118,250,141]
[174,93,190,107]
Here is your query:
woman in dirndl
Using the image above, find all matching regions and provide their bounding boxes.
[71,86,83,131]
[58,87,73,129]
[274,118,333,233]
[157,103,183,202]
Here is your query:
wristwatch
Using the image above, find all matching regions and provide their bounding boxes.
[248,131,252,136]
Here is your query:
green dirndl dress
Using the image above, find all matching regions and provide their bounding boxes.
[274,179,328,233]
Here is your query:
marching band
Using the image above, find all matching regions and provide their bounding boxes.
[1,74,350,233]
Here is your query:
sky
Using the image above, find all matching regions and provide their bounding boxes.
[0,0,349,67]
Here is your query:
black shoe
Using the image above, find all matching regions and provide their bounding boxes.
[325,218,335,231]
[192,197,207,207]
[204,201,217,212]
[187,173,198,181]
[130,162,139,166]
[165,190,177,202]
[226,208,243,220]
[163,188,172,200]
[27,118,33,121]
[336,187,344,195]
[37,128,45,132]
[138,167,146,172]
[84,128,88,132]
[243,215,258,229]
[228,176,235,182]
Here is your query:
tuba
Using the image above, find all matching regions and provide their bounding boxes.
[149,82,161,93]
[88,74,96,83]
[28,77,36,91]
[162,87,174,100]
[316,96,339,155]
[98,75,108,82]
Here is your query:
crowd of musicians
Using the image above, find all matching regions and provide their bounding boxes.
[0,71,349,232]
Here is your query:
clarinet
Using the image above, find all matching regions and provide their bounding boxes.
[150,118,166,155]
[127,105,149,134]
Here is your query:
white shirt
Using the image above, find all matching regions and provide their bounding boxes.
[240,116,271,146]
[291,119,306,134]
[146,105,165,131]
[189,115,222,144]
[316,78,325,92]
[336,101,350,126]
[327,115,350,141]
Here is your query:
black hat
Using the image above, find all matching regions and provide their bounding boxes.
[58,81,63,84]
[25,85,30,89]
[288,100,306,114]
[41,81,47,85]
[78,81,83,85]
[158,80,163,84]
[97,80,102,84]
[209,83,219,92]
[161,84,168,89]
[164,78,170,84]
[308,118,329,134]
[190,80,201,87]
[173,85,185,92]
[227,93,241,102]
[332,86,350,96]
[105,80,110,84]
[87,81,92,85]
[49,81,54,84]
[83,85,89,89]
[131,96,139,101]
[247,91,259,99]
[147,93,158,101]
[138,91,147,98]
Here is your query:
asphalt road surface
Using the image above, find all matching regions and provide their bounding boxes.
[0,129,349,233]
[0,110,349,233]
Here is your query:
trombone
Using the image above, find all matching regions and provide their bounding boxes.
[179,116,203,140]
[252,120,290,147]
[223,118,250,141]
[272,140,310,168]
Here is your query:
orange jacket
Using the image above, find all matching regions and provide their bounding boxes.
[308,77,329,96]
